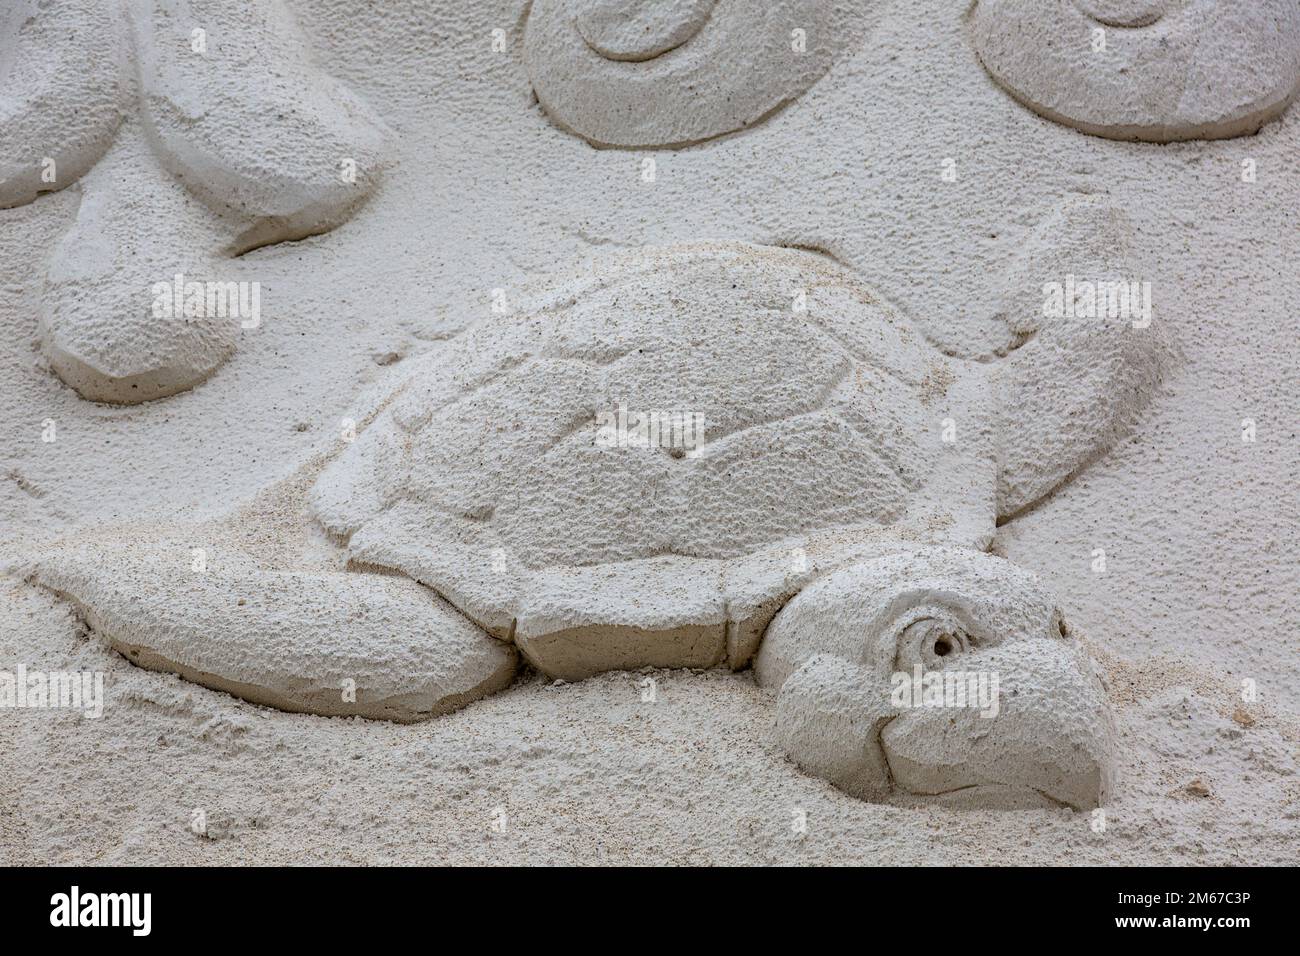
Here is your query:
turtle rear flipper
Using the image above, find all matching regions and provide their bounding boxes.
[23,533,517,722]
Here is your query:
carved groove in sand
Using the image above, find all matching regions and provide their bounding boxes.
[27,201,1169,810]
[524,0,855,147]
[972,0,1300,142]
[1,0,391,403]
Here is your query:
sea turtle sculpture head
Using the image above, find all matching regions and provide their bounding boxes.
[21,199,1167,810]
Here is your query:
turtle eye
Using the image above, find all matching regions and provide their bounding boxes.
[895,616,972,671]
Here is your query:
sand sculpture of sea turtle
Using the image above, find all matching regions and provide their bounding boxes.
[19,199,1168,810]
[1,0,390,403]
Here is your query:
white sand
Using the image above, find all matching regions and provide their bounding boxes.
[2,0,1298,863]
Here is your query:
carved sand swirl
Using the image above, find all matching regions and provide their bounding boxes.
[972,0,1300,142]
[524,0,851,148]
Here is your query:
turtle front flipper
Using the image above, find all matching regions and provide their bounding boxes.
[19,532,517,722]
[991,198,1172,518]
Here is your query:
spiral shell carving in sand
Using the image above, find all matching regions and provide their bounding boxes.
[972,0,1300,142]
[524,0,850,148]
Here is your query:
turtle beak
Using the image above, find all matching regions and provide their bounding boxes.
[878,636,1115,810]
[759,548,1117,811]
